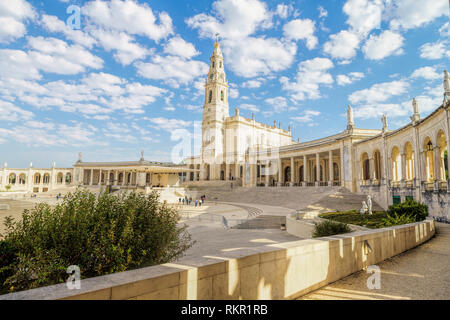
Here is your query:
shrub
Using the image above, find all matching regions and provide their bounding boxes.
[4,185,11,191]
[381,212,416,227]
[313,220,352,238]
[386,199,428,222]
[0,189,194,293]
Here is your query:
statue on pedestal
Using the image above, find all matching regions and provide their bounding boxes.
[367,194,373,215]
[360,201,368,214]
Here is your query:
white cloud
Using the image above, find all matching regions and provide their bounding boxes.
[283,19,318,49]
[336,72,365,86]
[387,0,448,30]
[411,66,440,80]
[229,87,239,99]
[419,41,450,60]
[135,55,208,87]
[281,57,334,101]
[0,49,41,80]
[163,36,200,59]
[349,80,409,104]
[291,109,321,126]
[265,96,289,113]
[318,6,328,18]
[147,117,193,131]
[89,29,149,65]
[41,15,96,48]
[242,80,262,88]
[276,4,293,19]
[222,37,297,77]
[323,30,360,60]
[362,30,404,60]
[27,36,104,74]
[239,104,260,112]
[187,0,294,77]
[343,0,384,36]
[83,0,173,41]
[186,0,272,40]
[0,100,34,121]
[0,0,35,43]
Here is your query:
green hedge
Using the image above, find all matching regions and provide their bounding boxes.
[313,220,352,238]
[386,199,428,222]
[0,189,194,294]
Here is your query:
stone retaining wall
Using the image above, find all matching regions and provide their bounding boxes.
[0,219,435,300]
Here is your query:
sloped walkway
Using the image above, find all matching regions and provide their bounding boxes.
[299,222,450,300]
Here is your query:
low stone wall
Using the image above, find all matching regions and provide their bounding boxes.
[0,219,435,300]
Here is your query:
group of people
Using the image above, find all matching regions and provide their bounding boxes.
[179,195,206,207]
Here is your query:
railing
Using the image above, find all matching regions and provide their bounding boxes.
[332,181,341,186]
[319,181,328,186]
[306,182,315,187]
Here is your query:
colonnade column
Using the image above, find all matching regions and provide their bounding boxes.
[265,160,270,186]
[278,158,282,186]
[369,157,375,181]
[225,163,230,181]
[290,157,294,186]
[434,147,441,183]
[89,169,93,185]
[315,153,320,186]
[328,150,333,185]
[400,153,406,187]
[340,146,344,187]
[303,155,307,185]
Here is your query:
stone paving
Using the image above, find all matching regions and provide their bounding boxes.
[299,222,450,300]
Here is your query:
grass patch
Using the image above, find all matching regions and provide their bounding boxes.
[319,210,388,229]
[313,220,352,238]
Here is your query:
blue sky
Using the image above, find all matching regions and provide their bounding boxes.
[0,0,448,168]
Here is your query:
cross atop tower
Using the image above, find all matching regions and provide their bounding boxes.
[215,32,220,43]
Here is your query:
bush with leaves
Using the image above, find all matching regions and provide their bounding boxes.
[0,189,194,293]
[381,212,417,227]
[313,220,352,238]
[386,199,428,222]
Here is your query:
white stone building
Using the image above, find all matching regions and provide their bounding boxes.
[1,40,449,218]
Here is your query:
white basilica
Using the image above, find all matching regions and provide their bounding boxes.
[1,40,450,218]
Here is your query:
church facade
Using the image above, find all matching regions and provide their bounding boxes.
[1,40,449,218]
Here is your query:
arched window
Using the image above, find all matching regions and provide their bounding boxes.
[19,174,26,185]
[299,165,304,182]
[220,61,222,68]
[43,173,50,185]
[424,139,434,182]
[34,173,41,184]
[208,90,212,103]
[212,61,215,68]
[333,163,339,181]
[65,173,72,184]
[361,152,370,181]
[373,150,382,180]
[57,172,64,184]
[284,166,291,183]
[9,173,16,184]
[391,147,401,182]
[404,143,414,181]
[221,91,224,101]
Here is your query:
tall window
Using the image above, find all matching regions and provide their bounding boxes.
[208,90,212,103]
[212,62,215,68]
[221,91,224,101]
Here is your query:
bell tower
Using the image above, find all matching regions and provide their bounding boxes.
[201,37,229,171]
